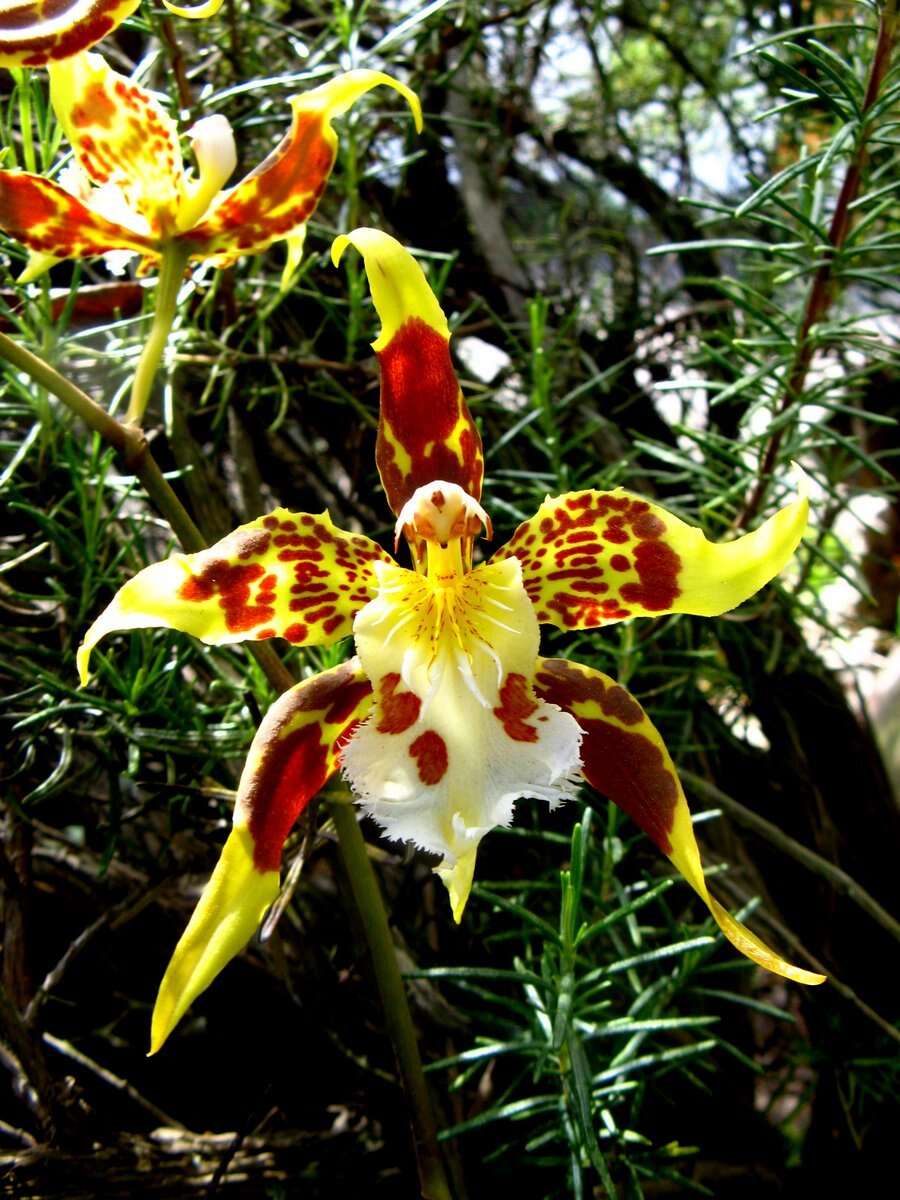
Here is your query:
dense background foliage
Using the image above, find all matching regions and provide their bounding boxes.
[2,1,899,1195]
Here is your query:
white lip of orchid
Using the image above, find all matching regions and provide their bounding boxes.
[394,481,492,552]
[177,114,238,232]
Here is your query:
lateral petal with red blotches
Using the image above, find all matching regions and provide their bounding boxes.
[0,0,139,67]
[533,657,825,985]
[332,229,484,518]
[188,71,421,265]
[48,51,183,234]
[492,482,808,629]
[149,659,372,1054]
[77,508,394,682]
[0,171,154,268]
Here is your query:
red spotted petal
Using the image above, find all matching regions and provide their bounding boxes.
[0,170,154,264]
[48,51,183,234]
[77,507,394,683]
[150,659,373,1053]
[0,0,140,67]
[492,484,808,628]
[188,70,420,265]
[534,657,824,986]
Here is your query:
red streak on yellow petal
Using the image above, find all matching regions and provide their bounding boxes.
[579,718,678,854]
[534,659,676,853]
[178,559,276,634]
[241,661,373,871]
[376,317,484,514]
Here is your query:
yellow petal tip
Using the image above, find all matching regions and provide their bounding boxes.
[163,0,223,16]
[331,233,350,268]
[76,644,91,688]
[149,826,279,1048]
[707,895,825,985]
[437,849,477,924]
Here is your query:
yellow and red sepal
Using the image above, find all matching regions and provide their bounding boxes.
[493,478,808,628]
[332,229,484,528]
[189,74,421,283]
[533,657,825,985]
[150,659,373,1053]
[77,507,393,683]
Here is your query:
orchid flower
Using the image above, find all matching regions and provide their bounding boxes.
[0,0,222,68]
[0,52,421,287]
[78,228,825,1053]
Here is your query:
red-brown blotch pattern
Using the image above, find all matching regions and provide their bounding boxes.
[534,658,681,855]
[175,513,392,645]
[493,490,682,627]
[236,661,373,872]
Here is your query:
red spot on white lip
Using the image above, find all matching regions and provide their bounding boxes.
[409,730,448,784]
[376,673,421,734]
[493,673,539,743]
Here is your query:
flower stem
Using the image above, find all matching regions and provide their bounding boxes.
[126,242,191,426]
[329,789,454,1200]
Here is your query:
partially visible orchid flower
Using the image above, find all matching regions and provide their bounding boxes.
[0,0,222,68]
[0,52,421,286]
[0,51,420,420]
[78,229,825,1053]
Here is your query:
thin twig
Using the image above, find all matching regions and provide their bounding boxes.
[682,770,900,947]
[714,875,900,1047]
[42,1034,187,1130]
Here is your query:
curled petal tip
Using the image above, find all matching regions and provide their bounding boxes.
[163,0,224,16]
[76,643,91,689]
[437,849,477,924]
[331,233,350,268]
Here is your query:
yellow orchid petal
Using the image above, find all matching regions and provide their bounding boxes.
[333,228,484,521]
[150,825,278,1055]
[0,0,140,67]
[280,223,308,293]
[77,508,393,684]
[150,660,372,1054]
[0,169,155,266]
[163,0,223,17]
[342,483,582,922]
[188,70,420,264]
[493,474,808,628]
[48,51,183,236]
[533,657,825,985]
